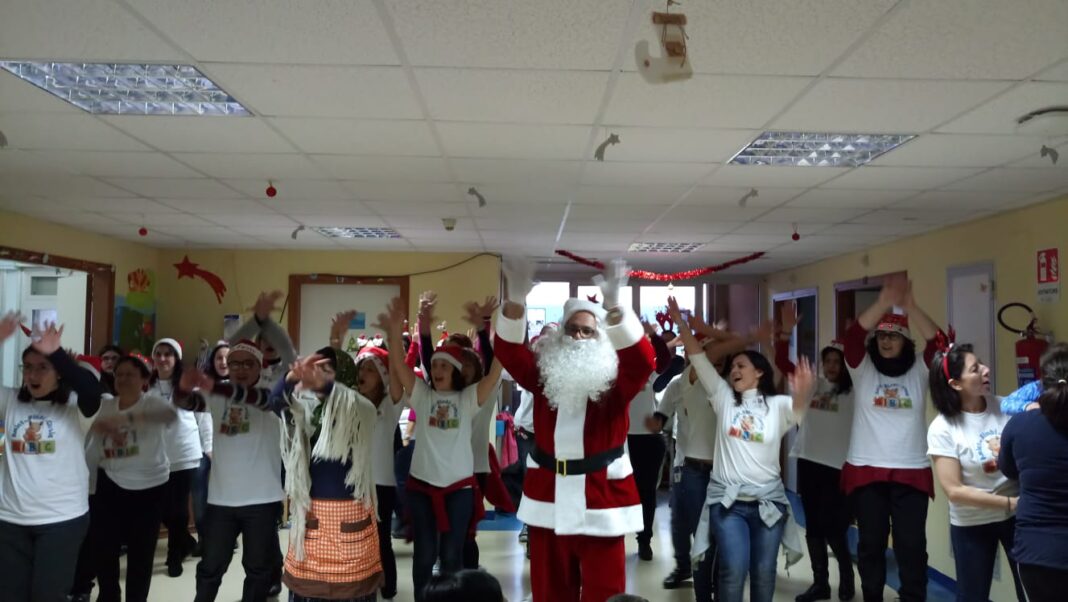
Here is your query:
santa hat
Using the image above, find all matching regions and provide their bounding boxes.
[562,298,606,324]
[127,353,154,373]
[875,314,910,338]
[824,339,845,353]
[152,337,183,360]
[356,346,389,386]
[371,333,386,348]
[229,339,264,365]
[356,334,368,349]
[76,355,102,381]
[437,332,449,348]
[431,345,465,372]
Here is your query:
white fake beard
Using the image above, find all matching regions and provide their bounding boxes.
[536,331,618,415]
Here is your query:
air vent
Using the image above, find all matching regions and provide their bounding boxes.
[628,242,704,253]
[313,227,401,239]
[730,131,915,167]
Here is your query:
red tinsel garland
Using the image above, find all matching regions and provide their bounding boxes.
[554,249,765,282]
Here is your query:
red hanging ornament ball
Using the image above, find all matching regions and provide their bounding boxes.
[265,183,277,198]
[138,227,148,237]
[792,232,800,241]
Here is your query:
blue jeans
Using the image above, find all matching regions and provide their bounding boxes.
[671,463,717,601]
[406,487,473,602]
[949,518,1026,602]
[709,500,786,602]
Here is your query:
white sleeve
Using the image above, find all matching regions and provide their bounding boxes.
[195,411,213,455]
[776,395,796,432]
[656,374,685,419]
[926,417,957,459]
[688,353,733,414]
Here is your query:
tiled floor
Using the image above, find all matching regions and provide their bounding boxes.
[139,494,910,601]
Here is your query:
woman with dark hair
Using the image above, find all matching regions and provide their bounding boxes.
[423,569,505,602]
[669,298,816,602]
[150,337,203,576]
[841,275,941,602]
[87,353,177,602]
[775,303,856,602]
[927,342,1024,601]
[998,344,1068,602]
[98,344,124,375]
[0,313,103,602]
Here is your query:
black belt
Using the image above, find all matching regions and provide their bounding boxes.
[531,445,625,477]
[683,457,714,473]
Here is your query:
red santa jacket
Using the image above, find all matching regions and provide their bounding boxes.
[494,307,655,537]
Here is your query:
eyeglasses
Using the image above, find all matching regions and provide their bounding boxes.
[20,364,53,375]
[226,360,259,370]
[563,324,597,338]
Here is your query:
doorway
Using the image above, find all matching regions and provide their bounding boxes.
[947,263,996,391]
[772,288,817,492]
[834,272,907,339]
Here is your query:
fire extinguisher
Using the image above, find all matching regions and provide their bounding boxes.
[998,302,1050,387]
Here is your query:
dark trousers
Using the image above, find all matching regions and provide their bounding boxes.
[70,495,99,597]
[194,502,283,602]
[394,442,414,523]
[462,473,489,569]
[851,481,928,602]
[163,467,197,565]
[670,462,718,602]
[93,471,166,602]
[192,455,211,539]
[797,459,854,589]
[376,485,398,595]
[0,512,89,602]
[628,433,667,546]
[949,518,1025,602]
[1019,563,1068,602]
[407,487,473,602]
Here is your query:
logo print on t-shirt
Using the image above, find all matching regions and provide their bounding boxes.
[727,410,765,443]
[810,393,839,412]
[975,428,1002,474]
[104,427,140,458]
[221,404,251,436]
[428,399,460,430]
[873,384,913,409]
[9,415,57,454]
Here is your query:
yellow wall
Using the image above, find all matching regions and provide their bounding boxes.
[766,193,1068,599]
[154,249,500,349]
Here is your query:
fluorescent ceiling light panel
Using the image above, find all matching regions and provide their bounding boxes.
[0,61,250,116]
[313,226,401,239]
[730,131,915,167]
[628,241,704,253]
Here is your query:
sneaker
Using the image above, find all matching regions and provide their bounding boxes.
[662,567,692,589]
[638,541,653,561]
[517,525,528,543]
[795,583,831,602]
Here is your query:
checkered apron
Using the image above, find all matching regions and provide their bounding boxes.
[283,498,383,600]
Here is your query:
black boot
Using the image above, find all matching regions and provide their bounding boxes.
[638,538,653,561]
[829,534,856,601]
[663,566,692,589]
[797,535,831,602]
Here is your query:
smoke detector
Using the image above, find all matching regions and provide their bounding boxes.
[1016,107,1068,136]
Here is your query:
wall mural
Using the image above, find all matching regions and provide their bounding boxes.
[114,268,156,354]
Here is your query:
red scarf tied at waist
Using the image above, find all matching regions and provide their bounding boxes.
[406,476,479,532]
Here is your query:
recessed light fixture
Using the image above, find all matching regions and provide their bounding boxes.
[313,226,401,239]
[729,131,915,167]
[628,241,704,253]
[0,61,250,116]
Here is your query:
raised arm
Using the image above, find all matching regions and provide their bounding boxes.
[476,358,504,407]
[774,301,800,376]
[858,274,907,331]
[34,324,102,418]
[463,296,499,375]
[788,356,817,421]
[901,283,942,364]
[417,291,437,373]
[667,297,732,404]
[379,297,416,396]
[645,320,673,374]
[329,310,356,350]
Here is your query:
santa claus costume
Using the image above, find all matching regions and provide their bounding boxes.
[493,258,655,602]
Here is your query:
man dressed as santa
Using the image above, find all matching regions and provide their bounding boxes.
[493,257,655,602]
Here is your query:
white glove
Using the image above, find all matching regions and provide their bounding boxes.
[501,255,537,303]
[592,258,630,309]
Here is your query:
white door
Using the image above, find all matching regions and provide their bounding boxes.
[947,263,996,390]
[298,283,402,355]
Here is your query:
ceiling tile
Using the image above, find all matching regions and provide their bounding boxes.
[139,213,217,227]
[277,201,377,219]
[683,186,805,207]
[822,166,981,190]
[44,211,139,227]
[0,113,148,151]
[0,150,77,177]
[342,182,459,203]
[25,151,201,178]
[206,65,421,119]
[389,0,630,70]
[173,153,328,180]
[1,0,184,62]
[941,168,1068,192]
[889,189,1038,211]
[701,165,847,188]
[731,221,831,236]
[158,198,273,214]
[567,204,665,221]
[787,188,910,208]
[311,156,450,182]
[437,123,590,160]
[573,185,689,206]
[0,174,136,199]
[271,118,438,156]
[605,73,812,128]
[103,178,244,199]
[477,203,567,219]
[124,0,399,65]
[937,82,1068,134]
[832,0,1068,80]
[366,201,469,217]
[1009,141,1068,167]
[640,224,745,239]
[101,116,297,153]
[452,159,582,184]
[203,213,296,227]
[582,162,713,187]
[463,184,574,206]
[221,179,350,201]
[60,197,178,214]
[773,79,1010,132]
[417,69,609,124]
[656,205,767,224]
[870,134,1047,167]
[1036,60,1068,82]
[0,71,80,114]
[703,234,787,252]
[758,206,870,224]
[819,222,926,238]
[850,208,969,225]
[594,127,759,163]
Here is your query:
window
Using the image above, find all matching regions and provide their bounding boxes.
[30,276,58,296]
[525,282,570,340]
[639,285,696,329]
[575,285,633,311]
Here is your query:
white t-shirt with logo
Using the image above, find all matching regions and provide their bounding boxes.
[846,353,929,469]
[0,389,97,525]
[409,380,478,488]
[373,398,405,487]
[927,398,1018,527]
[94,394,173,490]
[790,377,853,469]
[658,367,717,466]
[627,373,659,436]
[202,390,284,506]
[690,354,796,488]
[152,380,203,472]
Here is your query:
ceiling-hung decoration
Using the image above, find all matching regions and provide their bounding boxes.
[636,0,693,84]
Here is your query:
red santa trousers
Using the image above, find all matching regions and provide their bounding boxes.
[528,526,625,602]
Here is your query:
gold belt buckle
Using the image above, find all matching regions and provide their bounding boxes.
[556,459,567,477]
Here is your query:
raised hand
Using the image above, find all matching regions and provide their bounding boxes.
[641,320,658,338]
[780,300,801,334]
[476,296,499,319]
[0,312,22,343]
[790,356,818,400]
[879,274,909,308]
[418,291,438,323]
[666,296,685,326]
[31,323,64,356]
[461,300,483,329]
[331,310,357,344]
[253,290,285,321]
[292,354,329,391]
[751,321,774,347]
[179,368,214,393]
[501,256,537,302]
[643,414,664,433]
[592,258,630,309]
